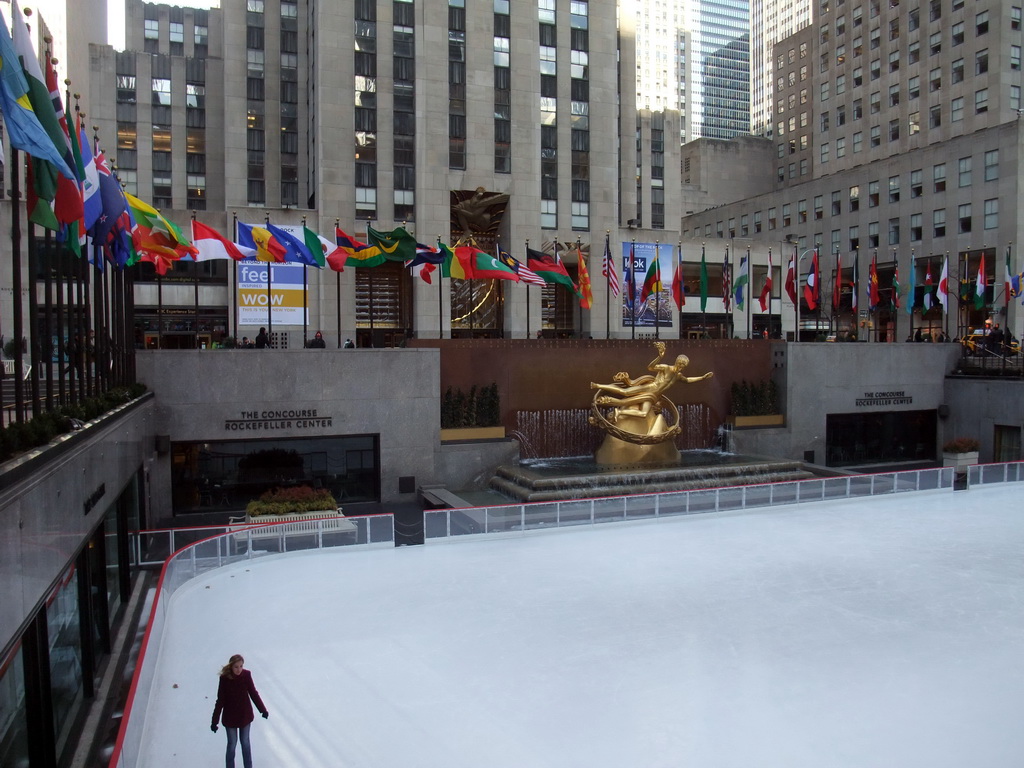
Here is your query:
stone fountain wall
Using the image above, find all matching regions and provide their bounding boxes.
[412,337,774,457]
[512,403,718,459]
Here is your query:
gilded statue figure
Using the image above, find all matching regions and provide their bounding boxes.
[589,342,713,464]
[451,187,510,236]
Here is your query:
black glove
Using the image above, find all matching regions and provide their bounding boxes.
[262,711,269,719]
[211,724,218,733]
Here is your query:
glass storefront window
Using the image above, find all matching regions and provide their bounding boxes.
[171,435,380,514]
[47,567,83,756]
[0,645,30,767]
[825,409,937,466]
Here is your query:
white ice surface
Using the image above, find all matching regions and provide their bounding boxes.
[142,485,1024,767]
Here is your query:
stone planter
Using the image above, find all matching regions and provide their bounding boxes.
[942,451,978,469]
[727,414,785,428]
[440,426,506,442]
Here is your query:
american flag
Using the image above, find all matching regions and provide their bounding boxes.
[602,234,620,297]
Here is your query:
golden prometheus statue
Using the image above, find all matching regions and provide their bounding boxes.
[589,341,713,466]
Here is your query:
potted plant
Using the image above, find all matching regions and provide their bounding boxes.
[941,437,980,469]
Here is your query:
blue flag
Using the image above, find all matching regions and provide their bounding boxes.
[0,8,74,178]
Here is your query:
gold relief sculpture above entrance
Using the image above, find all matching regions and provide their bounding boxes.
[450,188,510,240]
[589,342,713,466]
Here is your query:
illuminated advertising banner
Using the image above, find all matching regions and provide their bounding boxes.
[236,224,310,326]
[621,241,675,328]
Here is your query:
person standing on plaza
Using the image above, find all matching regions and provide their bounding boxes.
[254,328,270,349]
[307,330,326,348]
[211,654,269,768]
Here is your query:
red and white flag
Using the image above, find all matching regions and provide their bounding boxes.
[601,234,621,297]
[759,249,773,312]
[937,256,949,312]
[192,220,256,261]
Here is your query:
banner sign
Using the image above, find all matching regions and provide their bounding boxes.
[236,224,309,326]
[621,241,674,328]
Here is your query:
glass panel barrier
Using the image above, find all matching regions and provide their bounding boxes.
[625,494,661,519]
[717,487,746,512]
[593,497,627,523]
[559,499,595,526]
[743,484,773,509]
[770,482,798,505]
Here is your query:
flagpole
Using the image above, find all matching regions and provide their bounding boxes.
[793,243,799,342]
[743,246,750,340]
[701,243,707,334]
[655,237,663,339]
[232,213,239,344]
[605,231,611,339]
[630,238,636,340]
[335,218,341,347]
[576,237,583,339]
[767,247,772,338]
[42,227,54,407]
[191,213,199,349]
[909,252,916,341]
[26,220,41,417]
[525,240,531,339]
[10,147,26,421]
[301,215,308,346]
[265,212,273,344]
[438,237,445,340]
[677,240,682,338]
[943,251,949,341]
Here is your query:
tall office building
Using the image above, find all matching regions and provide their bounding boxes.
[679,0,1023,343]
[86,0,669,346]
[631,0,751,142]
[749,0,814,137]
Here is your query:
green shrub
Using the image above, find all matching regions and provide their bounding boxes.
[246,485,338,516]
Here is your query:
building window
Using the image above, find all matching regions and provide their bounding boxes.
[144,19,159,40]
[984,199,998,229]
[151,77,171,106]
[868,180,879,206]
[910,169,922,197]
[888,218,900,245]
[868,221,879,248]
[933,163,946,192]
[951,97,963,122]
[813,196,823,220]
[951,58,964,83]
[870,125,880,147]
[975,89,988,114]
[958,157,972,187]
[976,11,989,35]
[888,175,900,203]
[951,22,964,46]
[958,203,972,233]
[538,0,556,24]
[853,131,863,153]
[933,209,945,237]
[984,150,999,181]
[975,49,988,75]
[541,199,557,229]
[929,105,941,128]
[910,213,922,241]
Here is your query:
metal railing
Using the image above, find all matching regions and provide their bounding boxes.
[423,462,1024,541]
[110,514,393,768]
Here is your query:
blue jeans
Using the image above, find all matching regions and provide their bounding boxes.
[225,724,252,768]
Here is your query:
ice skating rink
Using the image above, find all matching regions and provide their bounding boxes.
[143,485,1024,767]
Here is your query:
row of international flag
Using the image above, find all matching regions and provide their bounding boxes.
[0,1,204,272]
[194,218,602,307]
[789,248,1024,316]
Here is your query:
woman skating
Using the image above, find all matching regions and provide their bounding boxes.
[211,654,269,768]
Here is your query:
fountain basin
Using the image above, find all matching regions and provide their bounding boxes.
[489,452,818,503]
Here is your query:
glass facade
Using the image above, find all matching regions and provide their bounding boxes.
[0,647,29,768]
[170,435,381,514]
